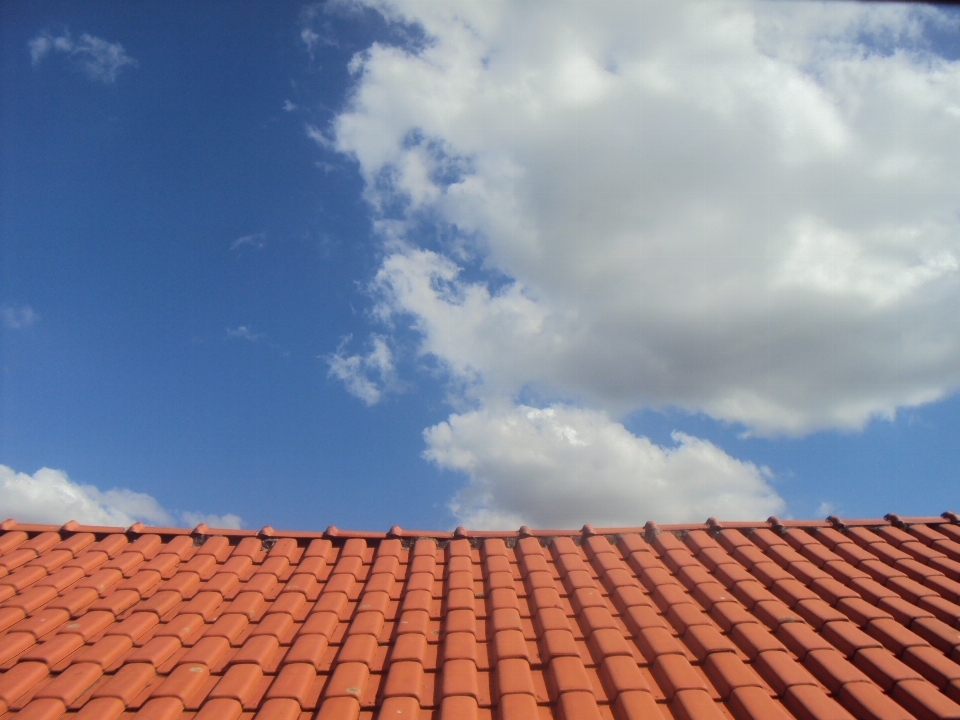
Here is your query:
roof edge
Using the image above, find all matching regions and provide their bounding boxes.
[2,512,956,540]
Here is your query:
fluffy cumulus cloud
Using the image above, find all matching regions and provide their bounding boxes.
[29,31,137,83]
[0,464,242,529]
[321,1,960,525]
[427,405,783,529]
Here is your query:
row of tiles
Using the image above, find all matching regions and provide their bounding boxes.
[3,520,960,718]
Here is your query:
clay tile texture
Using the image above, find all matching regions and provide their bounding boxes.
[5,515,960,719]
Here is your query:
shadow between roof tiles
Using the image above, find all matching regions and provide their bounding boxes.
[2,517,960,718]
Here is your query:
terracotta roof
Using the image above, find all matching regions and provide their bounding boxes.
[3,515,960,719]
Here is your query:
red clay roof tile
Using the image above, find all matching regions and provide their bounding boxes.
[10,515,960,717]
[208,662,264,705]
[0,661,48,712]
[127,636,182,668]
[150,662,210,704]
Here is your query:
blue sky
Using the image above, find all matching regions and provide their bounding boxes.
[3,1,960,532]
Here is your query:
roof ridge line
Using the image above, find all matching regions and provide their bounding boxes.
[2,514,954,539]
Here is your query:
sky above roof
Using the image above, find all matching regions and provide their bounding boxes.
[4,0,960,532]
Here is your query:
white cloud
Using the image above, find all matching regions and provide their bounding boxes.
[300,1,355,55]
[327,335,397,405]
[372,248,549,396]
[230,232,266,250]
[426,405,783,529]
[306,123,334,149]
[815,501,838,518]
[333,0,960,436]
[29,31,137,83]
[301,28,322,55]
[0,465,241,529]
[226,325,264,342]
[1,304,38,330]
[28,35,54,64]
[322,0,960,524]
[283,100,298,112]
[180,511,243,530]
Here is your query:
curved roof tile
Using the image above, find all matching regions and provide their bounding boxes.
[2,515,960,718]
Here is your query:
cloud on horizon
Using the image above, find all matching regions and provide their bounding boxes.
[29,30,137,83]
[0,464,241,529]
[427,404,784,529]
